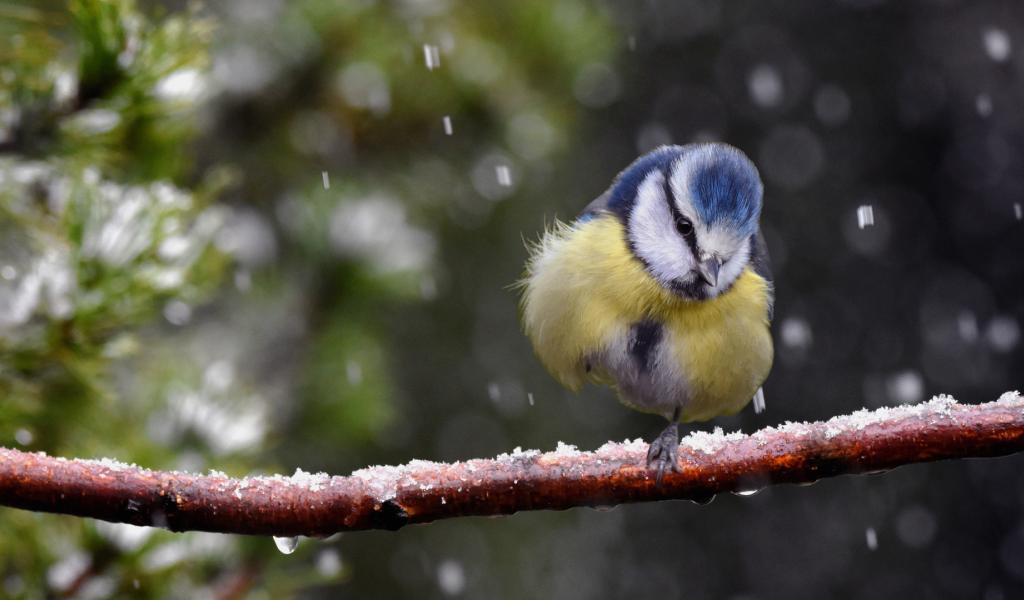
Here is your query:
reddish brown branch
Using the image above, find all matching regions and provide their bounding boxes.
[1,393,1022,536]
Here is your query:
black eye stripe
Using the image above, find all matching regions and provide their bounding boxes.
[661,169,700,255]
[660,170,683,222]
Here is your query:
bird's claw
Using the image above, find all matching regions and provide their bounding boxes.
[646,422,681,485]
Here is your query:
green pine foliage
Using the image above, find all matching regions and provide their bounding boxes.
[0,0,612,595]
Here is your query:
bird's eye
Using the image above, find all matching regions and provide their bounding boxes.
[675,217,694,237]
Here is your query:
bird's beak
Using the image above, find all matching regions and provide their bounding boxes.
[697,257,722,287]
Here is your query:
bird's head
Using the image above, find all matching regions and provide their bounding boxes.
[606,143,763,301]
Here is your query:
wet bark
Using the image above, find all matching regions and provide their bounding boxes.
[1,394,1021,536]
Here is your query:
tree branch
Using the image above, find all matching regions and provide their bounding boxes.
[1,393,1022,536]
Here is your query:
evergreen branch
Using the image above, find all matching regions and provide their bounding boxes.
[1,393,1022,536]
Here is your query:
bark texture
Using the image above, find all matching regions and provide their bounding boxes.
[1,393,1021,536]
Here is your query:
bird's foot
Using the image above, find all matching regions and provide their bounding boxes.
[646,422,681,484]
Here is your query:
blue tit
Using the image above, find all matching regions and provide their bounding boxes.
[519,143,773,480]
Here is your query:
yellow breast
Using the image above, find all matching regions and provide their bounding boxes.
[520,215,773,421]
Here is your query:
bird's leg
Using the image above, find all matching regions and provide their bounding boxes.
[646,408,682,484]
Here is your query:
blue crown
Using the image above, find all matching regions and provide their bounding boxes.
[604,144,762,238]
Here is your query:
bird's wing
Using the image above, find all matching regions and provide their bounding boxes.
[578,188,612,221]
[750,227,775,322]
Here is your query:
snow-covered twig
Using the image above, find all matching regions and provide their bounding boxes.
[1,393,1022,536]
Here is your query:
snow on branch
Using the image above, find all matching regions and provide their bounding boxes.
[1,393,1023,537]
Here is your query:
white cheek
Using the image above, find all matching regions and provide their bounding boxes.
[627,173,696,284]
[711,237,751,295]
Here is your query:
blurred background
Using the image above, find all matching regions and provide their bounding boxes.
[1,0,1023,597]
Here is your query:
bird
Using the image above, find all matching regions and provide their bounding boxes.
[519,143,774,481]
